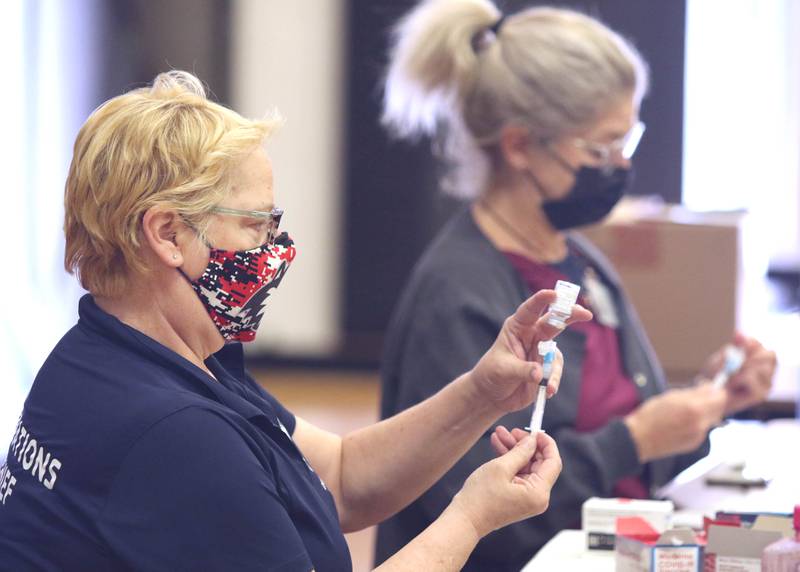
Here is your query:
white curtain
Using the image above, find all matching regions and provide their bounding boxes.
[1,0,102,455]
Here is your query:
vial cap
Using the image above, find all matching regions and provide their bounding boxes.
[538,340,557,356]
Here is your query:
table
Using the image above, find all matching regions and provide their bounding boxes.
[520,530,613,571]
[522,419,800,570]
[657,419,800,514]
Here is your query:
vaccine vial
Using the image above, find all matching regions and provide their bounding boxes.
[761,505,800,571]
[547,280,581,328]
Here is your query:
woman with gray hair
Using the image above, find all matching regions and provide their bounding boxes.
[376,1,776,570]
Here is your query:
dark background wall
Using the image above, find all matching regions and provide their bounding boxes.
[343,0,687,362]
[87,0,690,366]
[97,0,231,106]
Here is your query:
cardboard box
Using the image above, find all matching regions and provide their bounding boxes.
[703,523,783,571]
[582,497,674,550]
[580,197,747,382]
[614,512,794,572]
[615,518,703,572]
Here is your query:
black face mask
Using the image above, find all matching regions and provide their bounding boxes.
[541,165,633,230]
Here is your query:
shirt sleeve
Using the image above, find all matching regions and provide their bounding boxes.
[98,407,313,572]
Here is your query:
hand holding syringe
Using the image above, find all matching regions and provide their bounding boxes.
[489,283,592,465]
[703,336,775,414]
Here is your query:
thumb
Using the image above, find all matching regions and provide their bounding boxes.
[702,348,725,378]
[511,359,542,385]
[497,434,537,476]
[732,331,747,347]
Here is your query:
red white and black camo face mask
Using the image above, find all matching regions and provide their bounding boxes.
[182,232,296,342]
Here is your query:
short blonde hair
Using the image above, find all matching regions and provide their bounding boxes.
[383,0,649,198]
[64,70,279,297]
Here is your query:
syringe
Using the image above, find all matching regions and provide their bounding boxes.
[528,340,557,434]
[711,344,745,389]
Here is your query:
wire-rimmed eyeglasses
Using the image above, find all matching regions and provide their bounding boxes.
[571,120,646,169]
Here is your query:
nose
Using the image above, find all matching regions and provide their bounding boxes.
[610,147,632,170]
[616,155,632,170]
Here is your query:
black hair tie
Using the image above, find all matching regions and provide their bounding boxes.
[489,15,506,35]
[472,15,507,52]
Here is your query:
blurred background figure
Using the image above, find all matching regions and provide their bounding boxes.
[371,1,774,569]
[3,1,799,569]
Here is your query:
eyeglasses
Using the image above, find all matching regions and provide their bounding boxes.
[571,120,646,169]
[209,205,284,245]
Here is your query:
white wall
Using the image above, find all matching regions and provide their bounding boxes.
[683,0,800,271]
[231,0,346,356]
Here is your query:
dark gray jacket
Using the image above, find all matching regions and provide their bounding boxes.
[375,208,708,572]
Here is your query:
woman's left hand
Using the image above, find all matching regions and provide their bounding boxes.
[470,289,592,415]
[703,333,777,416]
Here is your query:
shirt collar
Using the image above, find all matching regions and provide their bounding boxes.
[77,294,272,424]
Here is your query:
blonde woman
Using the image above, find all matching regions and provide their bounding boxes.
[0,71,593,570]
[376,1,776,570]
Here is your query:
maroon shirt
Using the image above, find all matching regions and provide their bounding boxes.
[504,250,648,498]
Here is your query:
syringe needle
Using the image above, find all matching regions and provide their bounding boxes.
[528,340,557,433]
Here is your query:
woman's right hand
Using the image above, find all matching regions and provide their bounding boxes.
[623,384,727,463]
[448,432,562,538]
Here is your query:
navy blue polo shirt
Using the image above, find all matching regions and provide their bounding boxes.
[0,295,351,571]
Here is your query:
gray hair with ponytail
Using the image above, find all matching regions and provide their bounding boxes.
[383,0,649,198]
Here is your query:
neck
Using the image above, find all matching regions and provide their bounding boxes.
[473,177,567,263]
[95,278,222,378]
